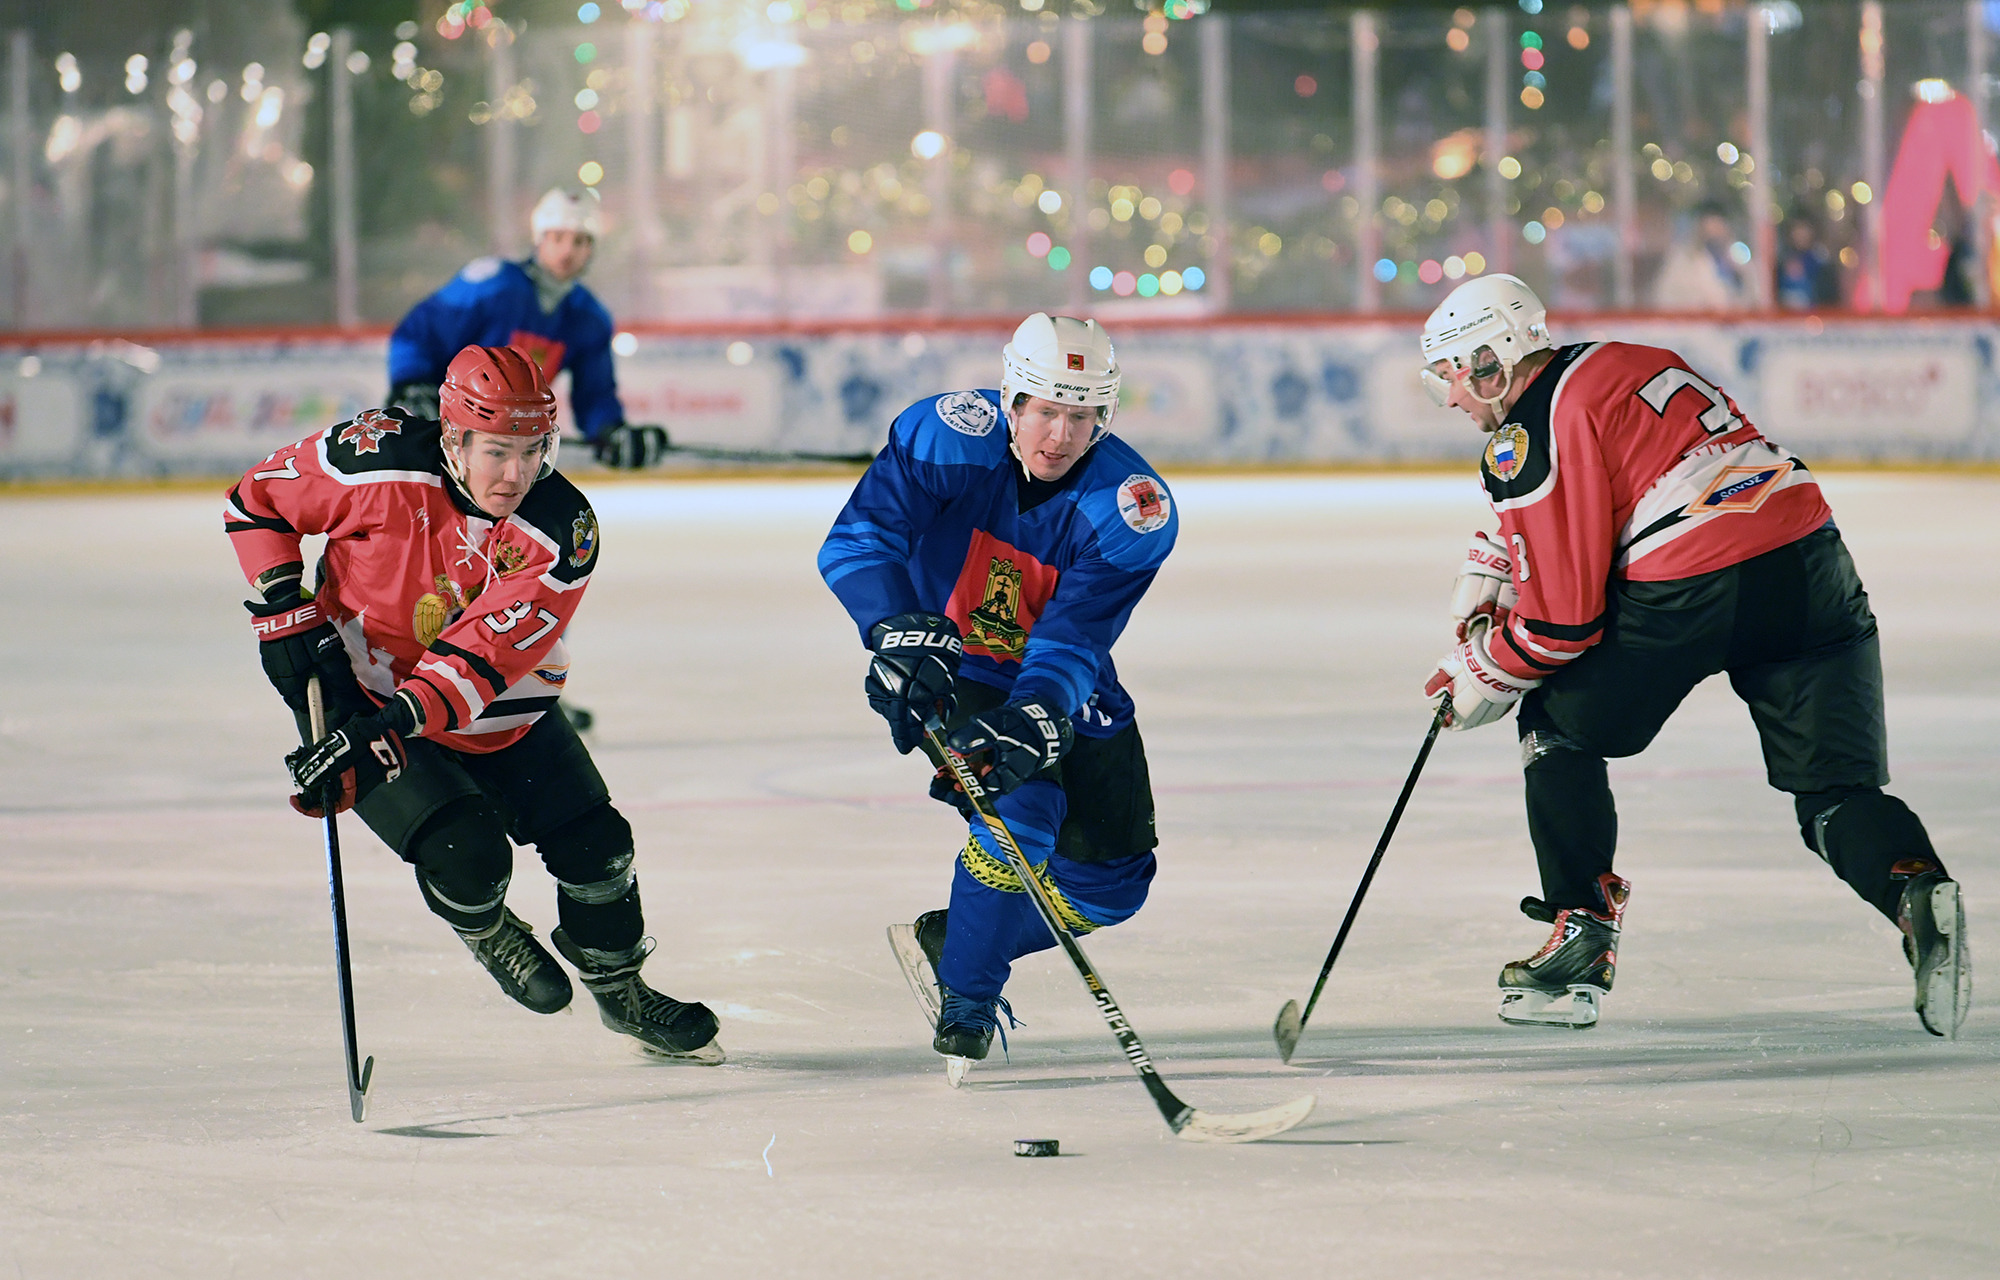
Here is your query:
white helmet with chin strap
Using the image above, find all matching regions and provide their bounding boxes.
[1000,313,1121,460]
[1419,273,1553,409]
[530,186,603,240]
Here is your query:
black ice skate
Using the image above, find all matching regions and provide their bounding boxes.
[1897,866,1971,1039]
[551,929,724,1064]
[1498,873,1631,1030]
[457,908,573,1015]
[890,909,992,1086]
[933,986,1016,1083]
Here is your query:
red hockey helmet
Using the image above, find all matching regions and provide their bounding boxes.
[439,344,560,482]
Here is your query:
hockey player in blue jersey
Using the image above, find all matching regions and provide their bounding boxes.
[819,314,1178,1077]
[388,188,660,469]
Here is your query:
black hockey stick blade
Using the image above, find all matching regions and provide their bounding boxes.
[1274,699,1449,1064]
[925,720,1314,1144]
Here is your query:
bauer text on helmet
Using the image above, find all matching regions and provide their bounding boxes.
[1001,313,1121,436]
[1419,274,1553,410]
[440,345,561,512]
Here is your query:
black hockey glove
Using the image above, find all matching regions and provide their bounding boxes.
[933,699,1073,803]
[595,423,669,470]
[866,612,963,754]
[387,381,441,421]
[246,595,359,716]
[285,692,420,818]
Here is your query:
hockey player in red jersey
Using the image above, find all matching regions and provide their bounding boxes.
[225,345,723,1063]
[1418,274,1969,1036]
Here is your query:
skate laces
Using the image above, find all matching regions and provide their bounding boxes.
[469,915,546,986]
[939,991,1020,1058]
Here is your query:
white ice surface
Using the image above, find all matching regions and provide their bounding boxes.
[3,472,1996,1277]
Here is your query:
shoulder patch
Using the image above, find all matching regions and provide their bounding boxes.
[569,510,598,568]
[936,390,998,437]
[1115,473,1172,533]
[459,256,504,283]
[1483,422,1531,481]
[337,407,404,456]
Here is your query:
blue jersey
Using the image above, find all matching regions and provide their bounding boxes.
[387,256,624,439]
[819,389,1177,737]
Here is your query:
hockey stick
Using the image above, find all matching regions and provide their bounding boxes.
[306,677,375,1123]
[1273,697,1449,1064]
[925,719,1315,1144]
[624,424,875,466]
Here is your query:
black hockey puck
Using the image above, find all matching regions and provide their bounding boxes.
[1014,1138,1060,1158]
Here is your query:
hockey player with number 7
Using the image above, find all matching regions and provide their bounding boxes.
[1418,273,1969,1036]
[225,345,724,1066]
[819,314,1178,1082]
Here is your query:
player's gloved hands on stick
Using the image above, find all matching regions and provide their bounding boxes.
[247,595,355,715]
[1449,530,1518,642]
[594,423,669,470]
[933,700,1073,805]
[285,691,421,817]
[1424,623,1540,731]
[866,612,962,754]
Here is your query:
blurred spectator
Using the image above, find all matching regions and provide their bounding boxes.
[1649,204,1751,311]
[1776,219,1838,310]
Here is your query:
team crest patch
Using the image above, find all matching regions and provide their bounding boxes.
[1484,423,1530,481]
[338,408,402,455]
[1115,474,1172,533]
[936,390,997,437]
[492,541,529,576]
[570,511,598,568]
[1685,461,1794,516]
[1067,352,1085,370]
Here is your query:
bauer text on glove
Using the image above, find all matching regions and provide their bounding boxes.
[1424,628,1540,731]
[866,612,962,754]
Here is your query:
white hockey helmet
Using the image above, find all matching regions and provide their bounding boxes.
[1419,273,1553,408]
[1000,313,1121,447]
[530,186,603,240]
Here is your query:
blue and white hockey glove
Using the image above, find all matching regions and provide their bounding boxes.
[867,612,962,754]
[936,700,1073,800]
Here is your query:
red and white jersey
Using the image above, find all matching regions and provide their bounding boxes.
[1479,341,1831,684]
[225,408,599,753]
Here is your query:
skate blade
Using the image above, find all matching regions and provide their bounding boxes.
[1498,985,1603,1029]
[1916,881,1971,1040]
[887,924,942,1031]
[635,1037,727,1066]
[945,1055,972,1088]
[1174,1094,1317,1144]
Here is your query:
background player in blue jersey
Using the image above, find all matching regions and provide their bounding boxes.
[387,188,660,470]
[819,314,1179,1077]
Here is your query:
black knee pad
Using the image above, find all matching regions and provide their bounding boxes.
[408,796,513,932]
[538,802,637,906]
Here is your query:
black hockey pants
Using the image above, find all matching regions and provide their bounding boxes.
[1515,524,1943,920]
[344,709,646,952]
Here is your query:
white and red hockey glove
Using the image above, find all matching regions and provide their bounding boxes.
[1424,623,1540,731]
[1448,530,1519,642]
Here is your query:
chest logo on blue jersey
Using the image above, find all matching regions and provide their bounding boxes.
[1483,423,1530,481]
[1116,474,1172,533]
[509,330,567,378]
[936,390,997,437]
[1684,460,1794,516]
[947,530,1061,663]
